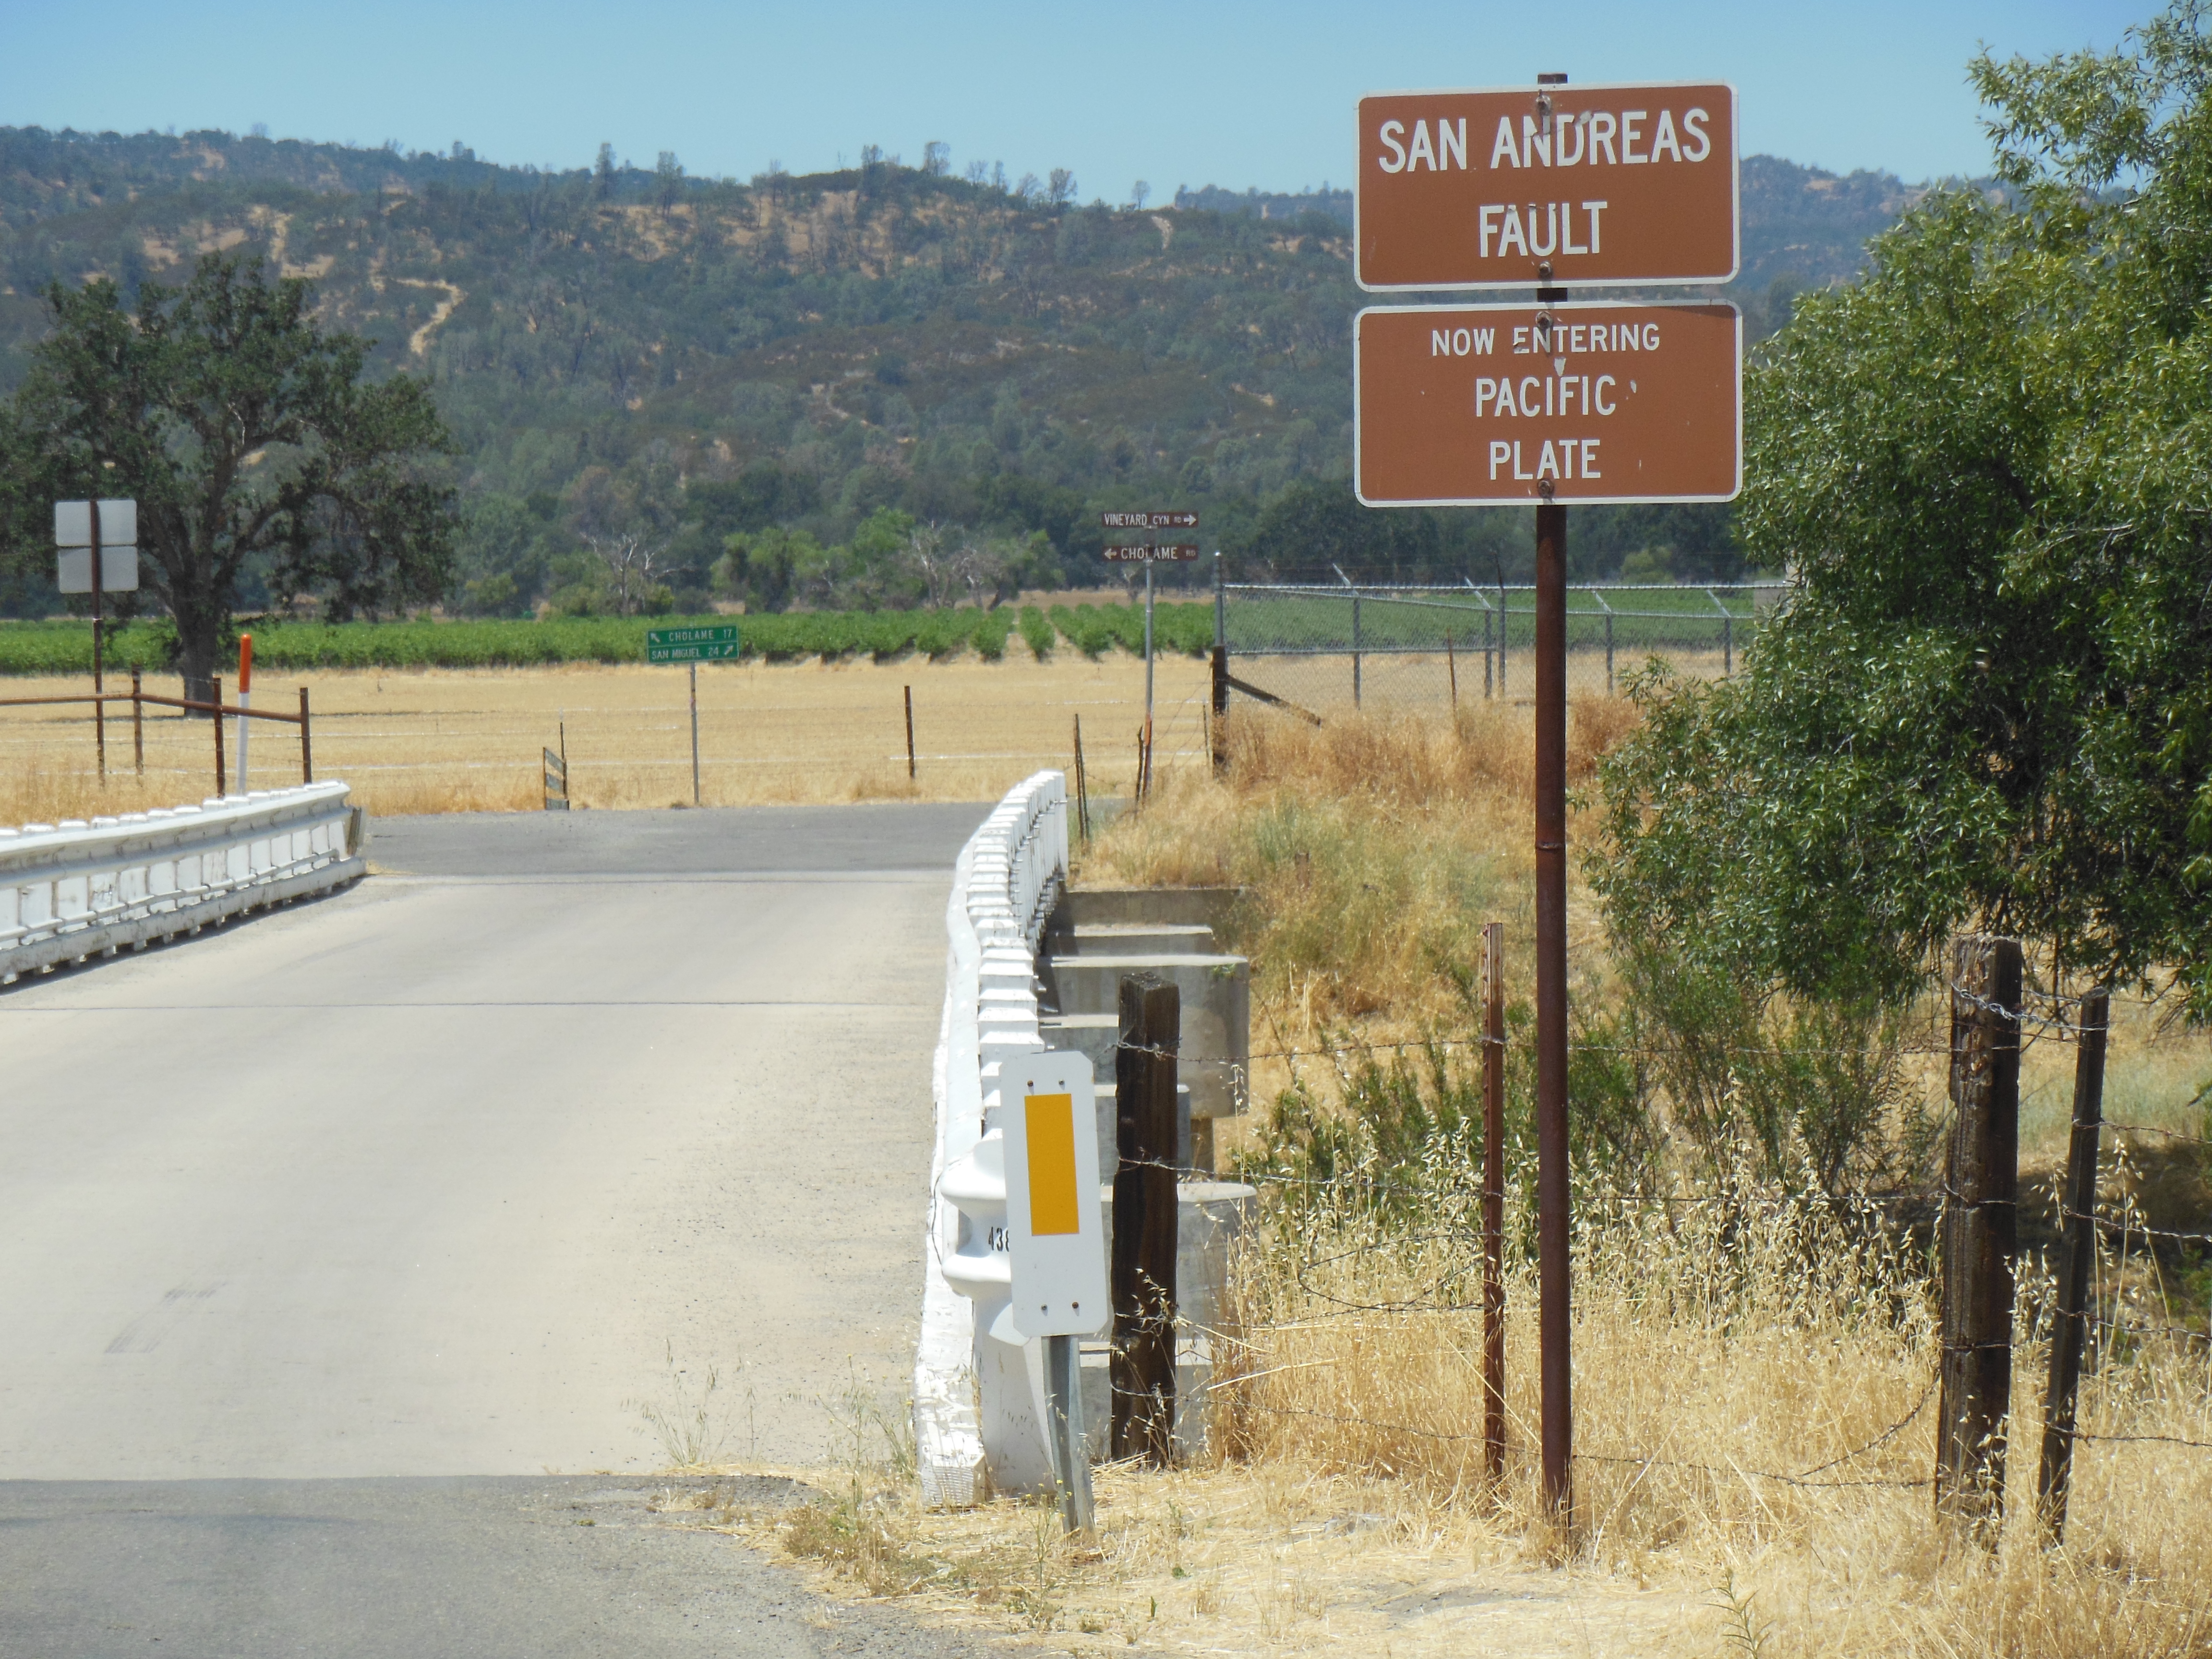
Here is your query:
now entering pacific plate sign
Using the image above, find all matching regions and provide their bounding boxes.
[1355,302,1741,505]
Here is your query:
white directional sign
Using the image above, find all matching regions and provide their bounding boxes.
[1003,1050,1109,1338]
[54,499,140,593]
[54,499,135,548]
[57,546,140,594]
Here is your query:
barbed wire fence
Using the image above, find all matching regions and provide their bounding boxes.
[1217,579,1786,717]
[1118,937,2212,1544]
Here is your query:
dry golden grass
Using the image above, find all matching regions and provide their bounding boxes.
[1082,699,1635,1135]
[898,697,2212,1659]
[0,653,1214,824]
[740,1191,2212,1658]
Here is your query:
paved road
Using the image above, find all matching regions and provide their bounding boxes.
[0,804,991,1656]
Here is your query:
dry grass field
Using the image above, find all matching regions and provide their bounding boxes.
[740,702,2212,1659]
[0,654,1214,825]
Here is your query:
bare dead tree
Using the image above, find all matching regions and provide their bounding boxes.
[585,533,671,614]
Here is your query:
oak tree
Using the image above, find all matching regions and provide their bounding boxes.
[12,251,456,700]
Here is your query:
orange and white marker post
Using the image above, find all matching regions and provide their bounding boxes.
[235,634,252,793]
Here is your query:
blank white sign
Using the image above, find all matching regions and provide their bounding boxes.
[54,500,137,548]
[57,545,140,594]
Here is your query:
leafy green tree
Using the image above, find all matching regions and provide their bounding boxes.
[9,251,456,698]
[1596,3,2212,1021]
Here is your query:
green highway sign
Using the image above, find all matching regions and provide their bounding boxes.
[646,623,741,663]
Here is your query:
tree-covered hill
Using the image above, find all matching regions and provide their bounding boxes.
[0,125,1918,619]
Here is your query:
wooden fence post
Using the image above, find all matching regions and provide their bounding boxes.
[1210,645,1229,774]
[1936,934,2023,1539]
[2037,986,2109,1544]
[1481,920,1507,1489]
[1113,972,1179,1465]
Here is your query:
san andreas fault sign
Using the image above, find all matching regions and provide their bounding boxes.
[1356,83,1738,290]
[1354,302,1741,506]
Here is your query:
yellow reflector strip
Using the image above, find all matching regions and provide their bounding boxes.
[1023,1092,1082,1236]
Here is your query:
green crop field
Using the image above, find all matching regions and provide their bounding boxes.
[0,602,1220,677]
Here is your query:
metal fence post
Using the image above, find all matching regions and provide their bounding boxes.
[1937,934,2022,1540]
[1498,579,1509,698]
[1351,594,1362,708]
[2038,986,2108,1544]
[131,669,144,777]
[1112,973,1179,1466]
[299,686,313,784]
[1481,920,1507,1488]
[1595,591,1615,697]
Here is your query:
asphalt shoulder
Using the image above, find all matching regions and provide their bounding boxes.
[0,1474,1002,1659]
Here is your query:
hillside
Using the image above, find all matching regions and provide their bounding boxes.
[0,126,1920,617]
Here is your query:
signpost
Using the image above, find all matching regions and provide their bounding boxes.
[1098,515,1198,784]
[1354,302,1740,505]
[1003,1049,1109,1536]
[1355,72,1741,1535]
[1356,82,1737,290]
[55,499,139,782]
[646,624,741,806]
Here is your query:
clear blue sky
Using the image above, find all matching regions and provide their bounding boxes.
[0,0,2146,194]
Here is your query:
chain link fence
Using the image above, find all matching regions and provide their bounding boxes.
[1219,582,1784,716]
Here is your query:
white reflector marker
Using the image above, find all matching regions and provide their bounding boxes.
[1005,1050,1109,1337]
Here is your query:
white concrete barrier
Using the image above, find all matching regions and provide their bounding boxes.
[914,770,1068,1507]
[0,782,366,985]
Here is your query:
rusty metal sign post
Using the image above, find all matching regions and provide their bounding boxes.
[1355,71,1741,1537]
[1100,513,1199,776]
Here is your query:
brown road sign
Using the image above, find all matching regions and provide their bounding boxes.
[1100,511,1198,529]
[1356,82,1737,290]
[1355,301,1740,505]
[1104,545,1201,562]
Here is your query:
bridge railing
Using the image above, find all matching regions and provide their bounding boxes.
[914,769,1068,1507]
[0,781,365,985]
